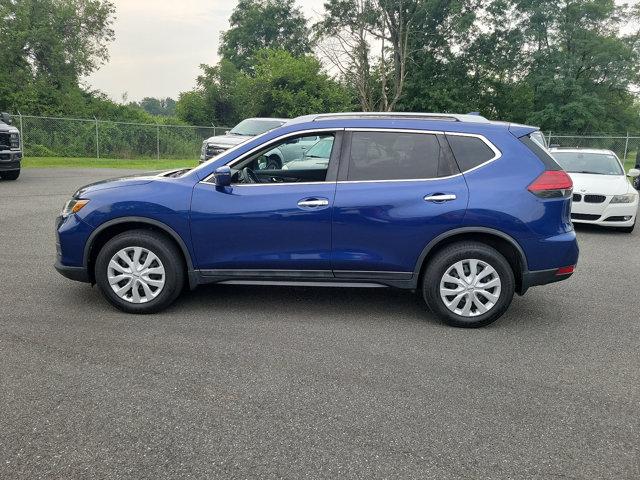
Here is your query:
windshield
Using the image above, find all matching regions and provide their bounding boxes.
[552,151,623,176]
[305,137,333,158]
[230,119,285,136]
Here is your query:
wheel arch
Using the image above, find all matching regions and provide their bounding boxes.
[83,217,196,288]
[414,227,529,294]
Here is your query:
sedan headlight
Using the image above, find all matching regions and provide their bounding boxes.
[61,198,90,217]
[610,193,637,204]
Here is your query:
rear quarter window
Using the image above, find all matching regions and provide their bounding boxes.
[446,135,496,171]
[520,135,561,171]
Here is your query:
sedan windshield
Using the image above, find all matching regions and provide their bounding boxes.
[552,152,623,175]
[230,119,285,136]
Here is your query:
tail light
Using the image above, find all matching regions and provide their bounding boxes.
[527,170,573,198]
[556,265,575,276]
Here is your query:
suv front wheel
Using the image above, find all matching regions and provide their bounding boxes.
[422,241,515,328]
[95,230,185,314]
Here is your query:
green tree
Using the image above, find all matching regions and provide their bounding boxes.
[175,91,211,126]
[318,0,640,132]
[176,50,354,126]
[248,50,354,118]
[516,0,640,132]
[0,0,115,114]
[220,0,311,72]
[316,0,427,111]
[135,97,177,117]
[176,60,254,126]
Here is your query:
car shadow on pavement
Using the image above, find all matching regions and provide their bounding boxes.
[173,283,548,330]
[573,223,634,235]
[179,283,435,326]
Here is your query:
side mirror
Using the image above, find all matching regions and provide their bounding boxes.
[214,166,232,187]
[627,168,640,178]
[0,112,11,125]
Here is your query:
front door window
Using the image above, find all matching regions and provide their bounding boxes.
[229,133,335,184]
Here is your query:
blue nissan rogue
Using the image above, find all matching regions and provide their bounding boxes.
[55,113,578,327]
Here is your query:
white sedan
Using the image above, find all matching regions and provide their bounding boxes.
[550,148,639,233]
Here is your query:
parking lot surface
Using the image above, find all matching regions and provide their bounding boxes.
[1,168,639,479]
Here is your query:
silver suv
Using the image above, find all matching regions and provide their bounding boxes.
[0,112,21,181]
[200,117,287,163]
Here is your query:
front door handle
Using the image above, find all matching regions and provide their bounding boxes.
[424,194,457,203]
[298,198,329,208]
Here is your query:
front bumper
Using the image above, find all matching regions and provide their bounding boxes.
[571,195,638,227]
[55,214,94,283]
[0,151,21,171]
[54,259,90,283]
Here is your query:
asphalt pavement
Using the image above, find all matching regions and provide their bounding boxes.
[0,168,638,479]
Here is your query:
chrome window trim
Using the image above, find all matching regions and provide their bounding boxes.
[443,131,502,175]
[199,126,502,186]
[342,128,502,182]
[208,181,333,187]
[336,174,460,184]
[201,128,343,184]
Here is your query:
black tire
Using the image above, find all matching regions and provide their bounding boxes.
[618,221,635,233]
[0,170,20,180]
[265,155,282,170]
[94,229,185,314]
[422,241,515,328]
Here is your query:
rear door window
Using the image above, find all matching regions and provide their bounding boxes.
[446,135,497,172]
[347,131,441,181]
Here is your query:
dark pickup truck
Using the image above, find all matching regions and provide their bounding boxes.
[0,112,21,180]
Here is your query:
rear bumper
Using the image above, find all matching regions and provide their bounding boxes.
[519,268,574,295]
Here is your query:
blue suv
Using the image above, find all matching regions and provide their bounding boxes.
[55,113,578,327]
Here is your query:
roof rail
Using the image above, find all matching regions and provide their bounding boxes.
[312,112,490,123]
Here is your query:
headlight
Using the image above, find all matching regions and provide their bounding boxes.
[610,193,637,204]
[61,199,90,217]
[10,132,19,149]
[208,146,226,156]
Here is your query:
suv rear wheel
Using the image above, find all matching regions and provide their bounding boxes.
[95,230,184,314]
[422,241,515,328]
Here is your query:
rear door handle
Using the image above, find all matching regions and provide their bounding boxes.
[298,198,329,208]
[424,194,457,203]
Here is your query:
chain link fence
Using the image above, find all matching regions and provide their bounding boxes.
[14,114,229,160]
[10,113,640,167]
[546,133,640,168]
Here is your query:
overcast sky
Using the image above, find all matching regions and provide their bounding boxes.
[86,0,638,102]
[84,0,321,102]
